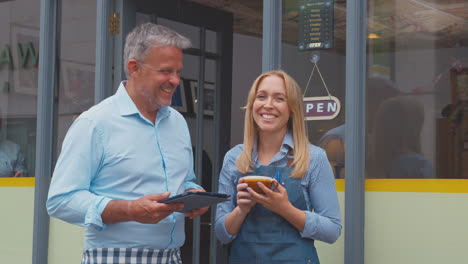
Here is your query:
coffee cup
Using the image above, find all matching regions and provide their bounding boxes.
[242,176,278,194]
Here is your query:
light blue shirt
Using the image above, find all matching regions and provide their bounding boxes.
[0,139,26,177]
[47,82,201,249]
[215,132,342,244]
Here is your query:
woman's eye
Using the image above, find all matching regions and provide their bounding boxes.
[256,95,266,99]
[276,97,285,101]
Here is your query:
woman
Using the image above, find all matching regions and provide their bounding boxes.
[368,96,434,178]
[215,70,342,264]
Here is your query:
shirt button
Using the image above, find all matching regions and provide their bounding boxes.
[308,260,311,263]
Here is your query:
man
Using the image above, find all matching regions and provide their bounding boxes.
[47,23,208,264]
[0,110,26,177]
[0,138,26,177]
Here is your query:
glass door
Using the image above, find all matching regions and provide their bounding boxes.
[116,1,233,263]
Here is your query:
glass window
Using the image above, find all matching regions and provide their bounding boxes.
[0,1,40,263]
[282,0,346,179]
[198,0,265,146]
[364,1,468,264]
[206,29,217,53]
[0,1,40,178]
[55,0,96,162]
[366,0,468,179]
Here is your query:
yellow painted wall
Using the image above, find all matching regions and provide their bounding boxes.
[3,179,467,264]
[364,179,468,264]
[315,191,345,264]
[366,192,468,264]
[48,218,84,264]
[0,187,34,264]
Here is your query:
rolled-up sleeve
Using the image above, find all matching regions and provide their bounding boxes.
[183,180,203,191]
[214,148,240,244]
[46,118,110,231]
[300,148,342,243]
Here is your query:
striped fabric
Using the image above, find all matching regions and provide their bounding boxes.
[81,248,182,264]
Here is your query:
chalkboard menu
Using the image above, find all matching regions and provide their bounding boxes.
[298,0,334,51]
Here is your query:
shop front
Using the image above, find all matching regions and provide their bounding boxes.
[0,1,467,264]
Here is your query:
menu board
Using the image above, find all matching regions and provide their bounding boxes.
[298,0,334,51]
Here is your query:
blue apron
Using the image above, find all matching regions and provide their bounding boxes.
[229,165,320,264]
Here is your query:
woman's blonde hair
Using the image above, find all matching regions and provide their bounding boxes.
[236,70,310,179]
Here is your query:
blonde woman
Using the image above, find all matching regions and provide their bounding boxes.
[215,70,341,264]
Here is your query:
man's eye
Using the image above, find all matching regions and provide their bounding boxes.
[159,70,172,74]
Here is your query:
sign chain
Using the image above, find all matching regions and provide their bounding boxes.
[303,53,332,98]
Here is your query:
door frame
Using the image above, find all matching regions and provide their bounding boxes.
[114,1,233,263]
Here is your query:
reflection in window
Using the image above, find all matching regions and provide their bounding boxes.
[281,1,346,180]
[368,96,434,178]
[317,77,399,179]
[280,0,468,179]
[0,111,30,177]
[0,0,40,178]
[55,0,96,164]
[366,0,468,179]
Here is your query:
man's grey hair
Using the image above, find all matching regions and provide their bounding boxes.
[123,23,192,78]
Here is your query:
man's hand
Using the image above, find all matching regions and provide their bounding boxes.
[127,192,185,224]
[184,188,209,219]
[102,192,184,224]
[14,171,23,177]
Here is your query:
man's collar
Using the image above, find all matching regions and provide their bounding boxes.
[115,81,140,116]
[115,81,170,118]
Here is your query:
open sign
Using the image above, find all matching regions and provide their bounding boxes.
[303,96,341,120]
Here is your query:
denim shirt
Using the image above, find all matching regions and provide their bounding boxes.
[215,132,342,244]
[0,139,27,177]
[47,82,201,249]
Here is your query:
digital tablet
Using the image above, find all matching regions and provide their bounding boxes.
[159,191,230,213]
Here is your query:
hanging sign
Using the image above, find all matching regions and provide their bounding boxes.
[298,0,334,51]
[303,96,341,120]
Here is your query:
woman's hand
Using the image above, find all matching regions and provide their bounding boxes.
[247,181,292,215]
[236,178,256,215]
[247,182,307,232]
[224,178,257,236]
